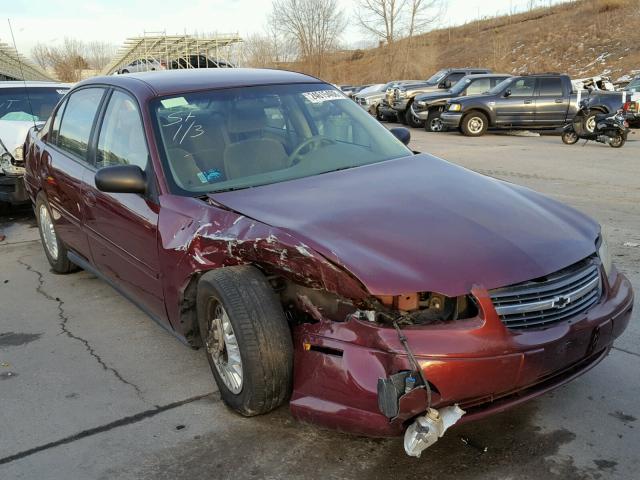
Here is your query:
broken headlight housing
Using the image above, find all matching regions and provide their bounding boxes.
[0,146,25,176]
[597,233,613,278]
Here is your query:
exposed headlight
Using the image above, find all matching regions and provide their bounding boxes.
[13,146,24,161]
[0,151,25,176]
[598,233,613,278]
[448,103,462,112]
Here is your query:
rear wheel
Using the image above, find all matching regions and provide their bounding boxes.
[609,133,626,148]
[425,109,445,132]
[584,110,598,133]
[197,266,293,416]
[561,130,579,145]
[461,111,488,137]
[35,193,76,273]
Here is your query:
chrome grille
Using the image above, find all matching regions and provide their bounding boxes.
[490,260,602,330]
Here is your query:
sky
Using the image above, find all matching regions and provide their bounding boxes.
[0,0,565,58]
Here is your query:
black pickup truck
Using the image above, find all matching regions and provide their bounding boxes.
[440,74,629,136]
[411,74,511,131]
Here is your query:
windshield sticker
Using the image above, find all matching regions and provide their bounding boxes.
[161,96,189,108]
[302,90,347,104]
[56,89,68,95]
[197,168,223,183]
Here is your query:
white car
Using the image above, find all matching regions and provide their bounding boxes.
[118,59,166,74]
[0,81,70,205]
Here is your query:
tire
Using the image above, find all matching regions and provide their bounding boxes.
[35,193,76,273]
[425,109,445,132]
[398,111,408,125]
[608,133,626,148]
[405,105,424,128]
[375,105,383,121]
[584,111,597,134]
[197,266,293,416]
[561,130,579,145]
[461,111,488,137]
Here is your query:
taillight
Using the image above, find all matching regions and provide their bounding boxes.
[623,101,631,111]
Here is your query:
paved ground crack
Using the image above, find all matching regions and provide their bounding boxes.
[613,346,640,358]
[17,258,144,399]
[0,392,215,466]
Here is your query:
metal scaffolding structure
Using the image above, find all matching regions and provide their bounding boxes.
[103,32,243,75]
[0,41,53,81]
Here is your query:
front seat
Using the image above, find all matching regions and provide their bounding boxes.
[224,103,289,180]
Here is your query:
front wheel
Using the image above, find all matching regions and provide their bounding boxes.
[425,109,445,132]
[609,133,626,148]
[461,112,488,137]
[405,106,424,128]
[561,129,579,145]
[197,266,293,416]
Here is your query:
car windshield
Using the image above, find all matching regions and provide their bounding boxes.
[425,69,448,85]
[0,87,68,122]
[449,78,473,94]
[487,78,513,95]
[151,83,412,195]
[628,79,640,91]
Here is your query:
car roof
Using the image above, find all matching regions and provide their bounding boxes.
[0,81,71,89]
[461,74,511,79]
[82,68,324,97]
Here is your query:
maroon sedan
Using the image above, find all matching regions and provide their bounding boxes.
[24,69,633,456]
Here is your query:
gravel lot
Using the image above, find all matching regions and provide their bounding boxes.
[1,128,638,480]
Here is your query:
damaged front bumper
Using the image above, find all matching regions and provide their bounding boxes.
[289,269,634,443]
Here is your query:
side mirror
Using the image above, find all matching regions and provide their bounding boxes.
[95,165,146,194]
[390,127,411,146]
[504,89,512,97]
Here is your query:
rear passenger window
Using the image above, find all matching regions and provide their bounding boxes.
[96,91,148,170]
[538,78,563,96]
[57,88,104,160]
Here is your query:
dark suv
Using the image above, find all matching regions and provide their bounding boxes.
[389,68,492,127]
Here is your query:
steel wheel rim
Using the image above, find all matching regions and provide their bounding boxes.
[206,302,243,394]
[468,117,483,134]
[430,117,444,132]
[586,116,596,133]
[610,135,623,147]
[39,204,58,260]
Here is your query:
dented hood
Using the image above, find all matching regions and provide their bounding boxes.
[210,154,599,296]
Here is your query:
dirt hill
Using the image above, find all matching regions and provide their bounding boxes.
[309,0,640,85]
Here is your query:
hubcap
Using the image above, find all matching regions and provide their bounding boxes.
[468,117,483,134]
[39,204,58,260]
[430,118,444,132]
[206,303,243,394]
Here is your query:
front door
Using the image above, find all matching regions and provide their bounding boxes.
[83,89,166,323]
[495,77,537,127]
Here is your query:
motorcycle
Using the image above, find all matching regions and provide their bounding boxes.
[561,99,629,148]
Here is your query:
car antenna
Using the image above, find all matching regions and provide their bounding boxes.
[7,18,37,130]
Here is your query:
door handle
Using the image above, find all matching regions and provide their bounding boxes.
[524,100,532,104]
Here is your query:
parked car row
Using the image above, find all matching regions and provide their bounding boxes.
[353,68,639,138]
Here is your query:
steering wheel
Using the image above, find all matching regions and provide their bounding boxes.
[288,136,337,166]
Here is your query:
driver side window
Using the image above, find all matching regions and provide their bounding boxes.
[510,78,536,97]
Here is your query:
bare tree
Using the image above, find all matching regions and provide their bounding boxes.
[355,0,406,47]
[271,0,346,77]
[30,38,89,82]
[86,41,116,70]
[31,43,50,70]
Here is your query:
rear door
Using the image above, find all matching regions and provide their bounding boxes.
[534,77,569,127]
[494,77,537,126]
[42,87,106,260]
[82,89,166,322]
